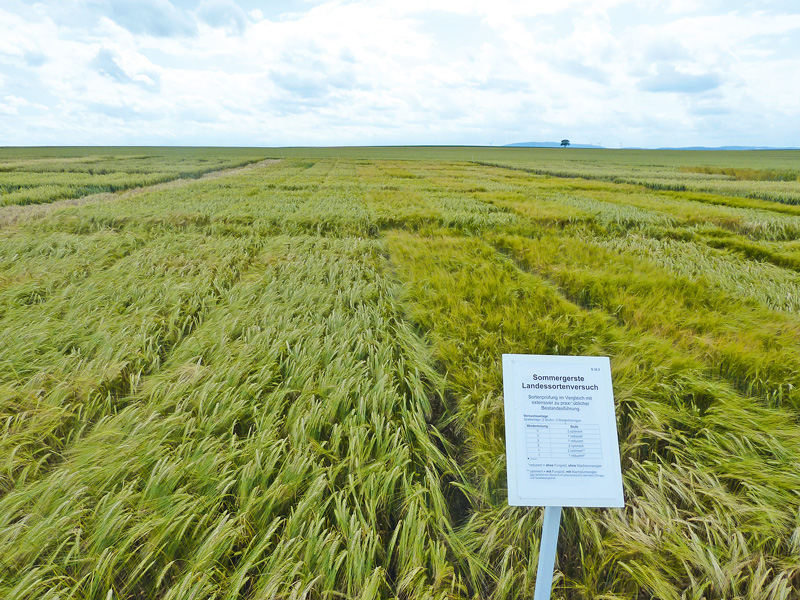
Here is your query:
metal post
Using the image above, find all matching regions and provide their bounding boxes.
[533,506,562,600]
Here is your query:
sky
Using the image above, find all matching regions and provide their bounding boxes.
[1,0,800,148]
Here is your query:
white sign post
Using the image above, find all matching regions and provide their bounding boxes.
[502,354,624,600]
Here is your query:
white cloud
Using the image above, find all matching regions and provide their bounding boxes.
[0,0,798,146]
[196,0,249,34]
[92,46,161,89]
[638,64,722,93]
[100,0,196,37]
[0,95,29,115]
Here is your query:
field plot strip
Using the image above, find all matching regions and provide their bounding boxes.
[386,230,800,599]
[471,149,800,206]
[0,229,149,314]
[0,158,283,229]
[597,234,800,313]
[0,234,264,494]
[0,148,275,210]
[499,232,800,404]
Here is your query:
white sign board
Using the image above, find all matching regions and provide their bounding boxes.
[502,354,624,507]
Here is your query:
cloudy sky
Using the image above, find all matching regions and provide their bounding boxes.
[2,0,799,147]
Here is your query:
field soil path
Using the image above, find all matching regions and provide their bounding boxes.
[0,158,281,228]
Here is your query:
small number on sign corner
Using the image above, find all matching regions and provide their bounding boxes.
[591,368,600,371]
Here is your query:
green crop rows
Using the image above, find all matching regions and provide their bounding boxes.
[1,148,800,599]
[0,147,270,207]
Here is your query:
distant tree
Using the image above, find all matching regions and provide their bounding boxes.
[561,139,570,148]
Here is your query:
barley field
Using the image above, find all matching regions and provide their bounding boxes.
[1,147,799,599]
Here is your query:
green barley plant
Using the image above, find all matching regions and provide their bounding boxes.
[1,148,799,599]
[598,234,800,313]
[0,147,271,207]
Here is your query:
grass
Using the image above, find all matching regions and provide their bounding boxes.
[0,147,271,207]
[1,147,799,599]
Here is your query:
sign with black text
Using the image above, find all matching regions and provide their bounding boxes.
[502,354,624,507]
